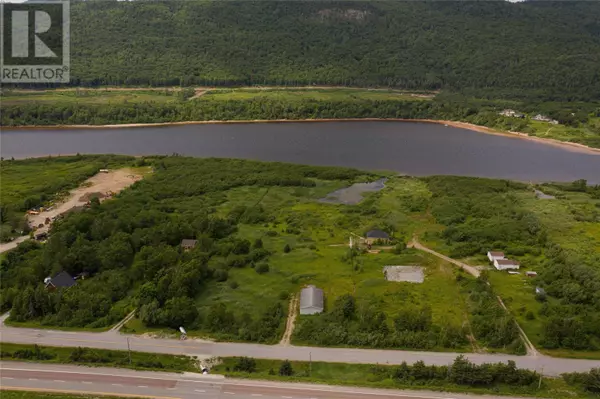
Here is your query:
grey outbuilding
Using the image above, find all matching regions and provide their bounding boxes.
[300,285,324,315]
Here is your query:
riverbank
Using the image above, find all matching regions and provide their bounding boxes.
[3,118,599,155]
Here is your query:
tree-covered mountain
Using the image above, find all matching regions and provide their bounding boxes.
[65,0,600,100]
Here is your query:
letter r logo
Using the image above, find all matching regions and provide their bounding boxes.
[11,10,57,58]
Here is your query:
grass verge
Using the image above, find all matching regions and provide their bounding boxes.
[212,357,596,399]
[0,343,199,373]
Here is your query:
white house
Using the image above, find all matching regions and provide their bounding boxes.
[494,259,520,271]
[487,251,505,263]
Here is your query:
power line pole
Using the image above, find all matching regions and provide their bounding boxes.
[538,367,543,389]
[127,337,132,364]
[309,352,312,377]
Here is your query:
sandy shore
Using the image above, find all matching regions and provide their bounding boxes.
[3,118,599,155]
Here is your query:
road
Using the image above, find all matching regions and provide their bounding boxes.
[0,362,540,399]
[1,317,599,377]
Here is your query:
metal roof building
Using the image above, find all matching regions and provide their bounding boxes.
[300,285,324,315]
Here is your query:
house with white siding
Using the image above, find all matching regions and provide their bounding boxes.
[487,251,505,263]
[494,259,520,271]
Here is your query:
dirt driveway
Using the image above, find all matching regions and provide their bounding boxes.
[0,169,142,254]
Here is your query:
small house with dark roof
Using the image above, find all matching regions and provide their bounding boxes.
[45,271,76,291]
[300,285,324,315]
[181,239,198,251]
[365,230,390,245]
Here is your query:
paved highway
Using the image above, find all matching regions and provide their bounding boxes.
[1,318,599,377]
[0,361,538,399]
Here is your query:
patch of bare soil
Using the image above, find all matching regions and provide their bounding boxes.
[27,169,143,235]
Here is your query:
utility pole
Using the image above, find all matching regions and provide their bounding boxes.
[127,337,132,364]
[538,367,543,389]
[309,352,312,376]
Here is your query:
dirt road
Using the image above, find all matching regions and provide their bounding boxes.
[279,295,299,346]
[0,169,142,254]
[407,238,481,277]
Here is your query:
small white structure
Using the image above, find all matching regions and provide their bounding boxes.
[508,271,520,275]
[535,287,546,296]
[487,251,505,263]
[99,169,109,173]
[494,259,520,271]
[300,285,324,315]
[499,109,524,118]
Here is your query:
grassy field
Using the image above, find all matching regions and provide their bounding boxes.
[527,118,600,145]
[212,357,594,399]
[416,183,600,359]
[0,343,198,372]
[123,176,475,350]
[199,88,433,102]
[0,89,182,106]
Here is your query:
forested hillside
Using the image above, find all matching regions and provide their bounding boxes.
[61,1,600,100]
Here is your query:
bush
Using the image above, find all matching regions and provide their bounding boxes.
[279,360,294,376]
[253,238,263,249]
[228,280,239,289]
[283,244,291,253]
[393,241,406,254]
[279,291,289,300]
[525,311,535,320]
[255,263,270,274]
[214,269,228,282]
[233,357,257,373]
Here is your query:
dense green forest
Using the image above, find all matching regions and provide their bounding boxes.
[1,157,599,355]
[24,0,598,101]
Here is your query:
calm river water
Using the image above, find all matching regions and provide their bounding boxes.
[1,122,599,183]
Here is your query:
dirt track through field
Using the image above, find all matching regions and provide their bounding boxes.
[279,294,299,346]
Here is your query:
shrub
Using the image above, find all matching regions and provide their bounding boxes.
[525,311,535,320]
[279,291,289,300]
[214,269,228,282]
[283,244,291,253]
[253,239,263,249]
[228,280,239,289]
[256,263,270,274]
[233,357,257,373]
[279,360,294,376]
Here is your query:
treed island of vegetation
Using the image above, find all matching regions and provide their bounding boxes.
[1,156,599,360]
[2,0,600,148]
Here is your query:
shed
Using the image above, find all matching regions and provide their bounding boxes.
[181,239,198,251]
[299,285,324,315]
[494,259,520,271]
[487,251,505,263]
[45,271,76,290]
[365,230,390,245]
[526,271,538,277]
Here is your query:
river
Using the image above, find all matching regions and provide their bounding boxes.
[1,121,599,183]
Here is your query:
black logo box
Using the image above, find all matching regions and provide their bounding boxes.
[3,2,64,66]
